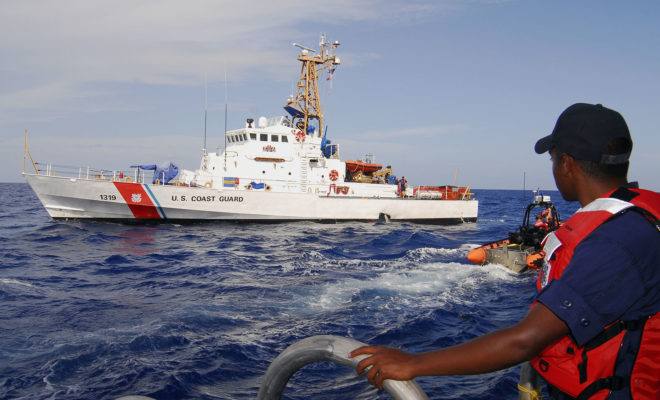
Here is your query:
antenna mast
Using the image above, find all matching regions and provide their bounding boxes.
[285,35,341,138]
[203,72,208,154]
[224,65,228,170]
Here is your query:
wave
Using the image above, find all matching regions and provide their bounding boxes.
[0,186,577,399]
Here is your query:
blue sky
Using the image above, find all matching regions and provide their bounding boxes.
[2,0,659,190]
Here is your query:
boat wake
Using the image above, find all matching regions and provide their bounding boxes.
[1,185,581,399]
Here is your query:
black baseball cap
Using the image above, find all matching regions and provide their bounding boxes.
[535,103,632,164]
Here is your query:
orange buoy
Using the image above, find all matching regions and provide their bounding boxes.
[467,248,487,264]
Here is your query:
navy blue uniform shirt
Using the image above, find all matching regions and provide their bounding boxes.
[536,194,660,399]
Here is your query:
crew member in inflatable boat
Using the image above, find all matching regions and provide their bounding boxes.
[534,214,548,231]
[543,205,557,228]
[351,103,660,400]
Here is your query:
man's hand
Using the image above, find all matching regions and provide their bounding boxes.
[350,346,417,390]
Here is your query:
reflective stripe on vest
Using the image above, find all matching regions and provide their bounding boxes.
[538,197,634,289]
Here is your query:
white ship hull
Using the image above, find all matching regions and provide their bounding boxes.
[22,36,478,224]
[24,174,478,223]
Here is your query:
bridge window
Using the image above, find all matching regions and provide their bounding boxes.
[250,133,257,140]
[271,135,279,142]
[282,135,288,143]
[260,134,268,141]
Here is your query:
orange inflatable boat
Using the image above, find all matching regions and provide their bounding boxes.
[467,194,560,273]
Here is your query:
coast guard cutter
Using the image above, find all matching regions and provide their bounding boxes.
[23,36,478,223]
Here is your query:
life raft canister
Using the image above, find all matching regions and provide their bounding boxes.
[531,187,660,400]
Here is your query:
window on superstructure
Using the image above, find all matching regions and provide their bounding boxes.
[228,136,234,143]
[260,134,268,141]
[272,135,279,142]
[282,135,288,143]
[242,134,247,141]
[250,133,257,140]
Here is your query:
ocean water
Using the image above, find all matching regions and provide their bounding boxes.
[0,183,580,400]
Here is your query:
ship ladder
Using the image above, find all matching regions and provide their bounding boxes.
[300,158,308,193]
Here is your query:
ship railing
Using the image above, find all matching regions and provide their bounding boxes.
[411,185,474,200]
[30,162,157,184]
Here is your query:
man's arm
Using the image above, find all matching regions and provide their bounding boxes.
[350,302,568,389]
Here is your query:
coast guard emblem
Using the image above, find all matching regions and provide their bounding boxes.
[132,193,142,203]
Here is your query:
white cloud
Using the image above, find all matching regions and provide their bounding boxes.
[0,0,454,86]
[0,0,463,117]
[361,124,467,139]
[0,81,97,109]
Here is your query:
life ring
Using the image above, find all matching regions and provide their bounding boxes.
[123,176,133,183]
[246,184,253,190]
[265,185,271,191]
[154,178,160,185]
[295,130,305,142]
[329,169,339,181]
[204,181,212,188]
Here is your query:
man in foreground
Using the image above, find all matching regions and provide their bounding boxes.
[350,103,660,399]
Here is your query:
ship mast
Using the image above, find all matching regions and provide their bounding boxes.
[285,35,340,138]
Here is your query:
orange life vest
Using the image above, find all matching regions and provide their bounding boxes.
[531,187,660,399]
[534,219,548,230]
